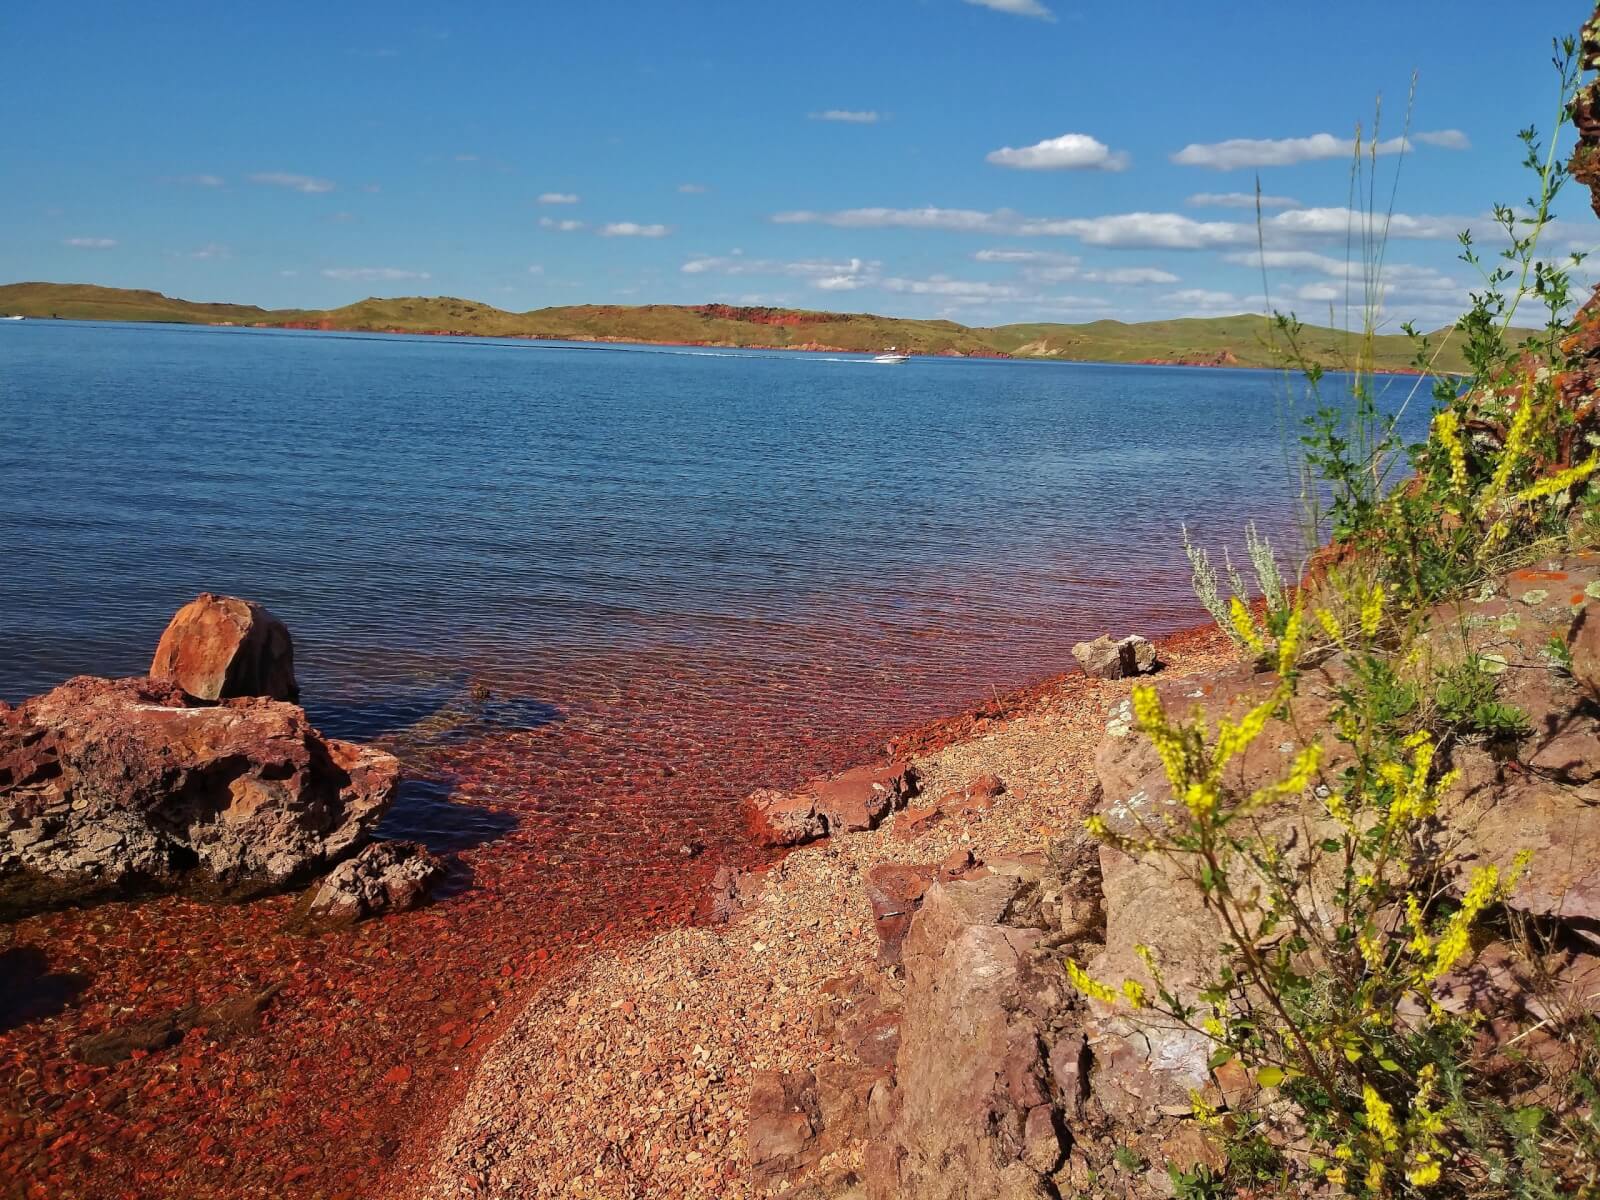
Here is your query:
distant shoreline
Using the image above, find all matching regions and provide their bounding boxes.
[14,310,1442,376]
[0,280,1469,374]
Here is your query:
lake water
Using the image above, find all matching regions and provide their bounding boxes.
[0,318,1403,1198]
[1,320,1331,722]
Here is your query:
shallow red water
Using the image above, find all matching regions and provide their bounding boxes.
[0,605,1211,1200]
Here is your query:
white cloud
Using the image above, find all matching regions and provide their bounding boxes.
[538,192,580,204]
[881,275,1023,300]
[1172,133,1411,170]
[1187,191,1301,210]
[64,236,116,248]
[1415,129,1471,150]
[455,153,479,162]
[186,243,231,260]
[249,171,336,194]
[600,222,670,237]
[528,264,545,275]
[963,0,1054,20]
[810,110,881,123]
[974,248,1077,265]
[176,173,225,188]
[678,183,709,194]
[774,204,1462,249]
[1162,287,1251,310]
[540,217,587,232]
[321,267,431,281]
[986,133,1129,171]
[683,255,880,291]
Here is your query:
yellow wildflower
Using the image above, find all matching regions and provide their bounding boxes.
[1363,1083,1400,1151]
[1358,929,1384,970]
[1131,685,1190,791]
[1485,380,1538,507]
[1182,781,1218,820]
[1434,408,1469,492]
[1360,582,1385,639]
[1248,742,1324,811]
[1315,606,1344,645]
[1120,979,1148,1008]
[1427,865,1501,979]
[1083,814,1110,840]
[1407,1155,1442,1187]
[1367,1160,1386,1190]
[1277,602,1305,674]
[1230,595,1265,654]
[1517,453,1599,503]
[1213,694,1276,772]
[1065,958,1118,1005]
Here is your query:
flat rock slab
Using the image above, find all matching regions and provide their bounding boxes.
[749,761,919,847]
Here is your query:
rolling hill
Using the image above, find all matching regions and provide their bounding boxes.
[0,282,1469,373]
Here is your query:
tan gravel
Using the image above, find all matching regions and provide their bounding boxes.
[413,627,1236,1200]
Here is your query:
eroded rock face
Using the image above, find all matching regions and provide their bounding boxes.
[0,674,398,911]
[149,592,298,702]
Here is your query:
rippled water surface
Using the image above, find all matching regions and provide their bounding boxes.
[0,319,1366,1198]
[1,320,1324,714]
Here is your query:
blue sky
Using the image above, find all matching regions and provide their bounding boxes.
[4,0,1594,328]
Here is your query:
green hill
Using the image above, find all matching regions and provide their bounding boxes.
[0,281,1467,373]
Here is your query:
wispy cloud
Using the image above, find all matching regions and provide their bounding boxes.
[1187,191,1301,210]
[678,182,709,194]
[249,171,336,194]
[986,133,1129,171]
[185,243,231,260]
[682,255,879,285]
[809,109,881,123]
[321,267,431,281]
[963,0,1055,20]
[454,153,480,163]
[1171,131,1466,170]
[64,236,116,248]
[773,205,1463,248]
[538,192,580,204]
[175,173,226,188]
[973,248,1175,284]
[600,222,670,238]
[1415,129,1471,149]
[540,217,587,232]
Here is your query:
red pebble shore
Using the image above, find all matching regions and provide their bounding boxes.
[0,619,1212,1200]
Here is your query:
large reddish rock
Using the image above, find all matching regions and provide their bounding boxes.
[149,592,298,701]
[864,863,936,965]
[1,674,399,911]
[749,762,919,848]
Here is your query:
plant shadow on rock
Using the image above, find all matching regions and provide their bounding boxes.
[0,946,90,1033]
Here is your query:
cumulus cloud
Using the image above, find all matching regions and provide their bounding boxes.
[810,110,881,123]
[64,236,116,248]
[1415,129,1472,149]
[249,171,336,194]
[963,0,1054,20]
[1172,133,1413,170]
[600,222,670,238]
[540,217,587,232]
[986,133,1129,171]
[321,267,431,281]
[1187,191,1301,210]
[538,192,580,204]
[683,255,880,292]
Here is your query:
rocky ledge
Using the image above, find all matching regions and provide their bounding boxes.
[1,594,401,915]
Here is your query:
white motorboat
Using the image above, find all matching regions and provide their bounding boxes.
[871,348,909,364]
[1,315,23,322]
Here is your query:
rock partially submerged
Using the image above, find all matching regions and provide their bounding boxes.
[149,592,299,702]
[1,671,399,915]
[296,840,445,928]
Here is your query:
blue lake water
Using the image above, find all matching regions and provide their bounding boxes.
[0,320,1418,740]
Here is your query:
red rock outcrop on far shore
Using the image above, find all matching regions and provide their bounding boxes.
[149,592,298,702]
